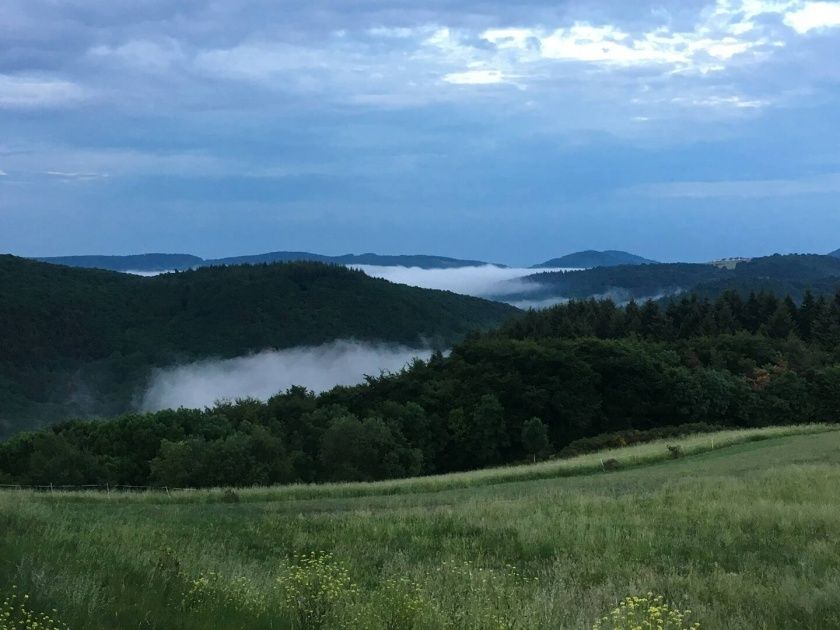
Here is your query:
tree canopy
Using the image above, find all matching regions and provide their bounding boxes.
[3,288,840,488]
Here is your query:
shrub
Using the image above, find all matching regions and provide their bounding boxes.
[276,551,358,629]
[593,593,700,630]
[603,459,620,471]
[1,586,68,630]
[667,444,684,459]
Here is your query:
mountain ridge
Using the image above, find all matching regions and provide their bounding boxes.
[34,253,202,272]
[35,251,505,272]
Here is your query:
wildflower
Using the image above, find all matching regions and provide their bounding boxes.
[593,594,700,630]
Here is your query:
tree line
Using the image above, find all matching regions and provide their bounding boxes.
[2,289,839,488]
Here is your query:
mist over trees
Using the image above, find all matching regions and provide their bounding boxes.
[3,288,840,488]
[0,256,514,439]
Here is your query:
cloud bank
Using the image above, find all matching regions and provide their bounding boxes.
[141,340,430,411]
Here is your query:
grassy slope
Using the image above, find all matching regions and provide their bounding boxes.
[1,425,839,629]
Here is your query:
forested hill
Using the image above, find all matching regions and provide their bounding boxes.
[206,252,501,269]
[3,288,840,488]
[523,263,726,301]
[35,253,202,272]
[519,254,840,303]
[0,256,515,438]
[532,250,657,268]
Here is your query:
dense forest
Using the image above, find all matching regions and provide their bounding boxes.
[0,256,515,438]
[2,288,839,488]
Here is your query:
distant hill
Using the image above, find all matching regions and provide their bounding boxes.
[733,253,840,280]
[532,250,657,269]
[516,254,840,305]
[521,263,724,302]
[33,251,502,273]
[829,248,840,258]
[36,253,202,272]
[0,256,516,439]
[691,254,840,301]
[206,252,502,269]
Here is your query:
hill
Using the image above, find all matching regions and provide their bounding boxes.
[32,251,501,273]
[518,254,840,304]
[0,426,837,629]
[4,284,840,488]
[521,262,726,302]
[532,250,657,268]
[0,256,515,438]
[206,251,502,269]
[35,253,202,272]
[830,248,840,258]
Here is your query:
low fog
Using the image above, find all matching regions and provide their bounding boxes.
[507,296,571,310]
[121,264,577,307]
[125,270,165,277]
[141,340,431,411]
[353,265,572,301]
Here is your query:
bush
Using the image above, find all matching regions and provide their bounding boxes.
[276,552,358,629]
[667,444,684,459]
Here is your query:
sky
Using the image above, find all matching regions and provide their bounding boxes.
[1,0,839,265]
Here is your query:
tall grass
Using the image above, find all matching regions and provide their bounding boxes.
[1,425,839,629]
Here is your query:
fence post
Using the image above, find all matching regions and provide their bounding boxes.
[49,482,53,493]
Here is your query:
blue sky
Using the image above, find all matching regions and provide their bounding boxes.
[1,0,839,265]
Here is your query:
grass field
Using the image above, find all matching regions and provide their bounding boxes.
[1,424,839,629]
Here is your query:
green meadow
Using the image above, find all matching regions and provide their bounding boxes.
[2,425,839,629]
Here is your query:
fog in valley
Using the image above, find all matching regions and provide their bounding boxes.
[142,340,431,411]
[124,264,577,306]
[352,264,573,301]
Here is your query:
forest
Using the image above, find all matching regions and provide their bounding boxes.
[0,256,514,438]
[2,288,839,488]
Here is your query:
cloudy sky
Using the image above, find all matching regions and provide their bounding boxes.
[1,0,839,264]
